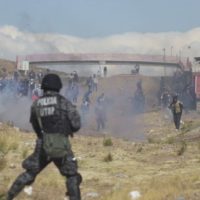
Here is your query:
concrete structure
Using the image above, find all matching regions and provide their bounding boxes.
[16,53,191,77]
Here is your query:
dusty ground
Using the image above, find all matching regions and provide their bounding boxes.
[1,110,200,200]
[0,73,200,200]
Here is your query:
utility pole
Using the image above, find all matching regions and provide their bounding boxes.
[163,48,166,77]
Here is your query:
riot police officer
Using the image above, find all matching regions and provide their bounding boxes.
[7,73,82,200]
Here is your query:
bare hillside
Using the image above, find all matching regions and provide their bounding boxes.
[0,59,15,72]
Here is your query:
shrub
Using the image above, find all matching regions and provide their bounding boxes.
[103,138,113,146]
[166,136,175,144]
[147,136,154,143]
[136,146,143,153]
[147,136,160,144]
[177,141,187,156]
[103,153,113,162]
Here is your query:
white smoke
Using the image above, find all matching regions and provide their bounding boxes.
[0,25,200,60]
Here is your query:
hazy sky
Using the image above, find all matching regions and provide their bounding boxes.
[0,0,199,60]
[0,0,199,37]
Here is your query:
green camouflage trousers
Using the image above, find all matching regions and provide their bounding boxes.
[7,139,82,200]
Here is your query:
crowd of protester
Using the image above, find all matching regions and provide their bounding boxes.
[0,68,43,100]
[0,66,197,132]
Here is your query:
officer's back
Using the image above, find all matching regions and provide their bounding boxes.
[6,73,82,200]
[31,74,80,138]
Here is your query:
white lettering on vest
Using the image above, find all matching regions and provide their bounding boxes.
[37,97,57,106]
[40,106,55,117]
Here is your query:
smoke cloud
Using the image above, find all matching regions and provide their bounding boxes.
[0,25,200,60]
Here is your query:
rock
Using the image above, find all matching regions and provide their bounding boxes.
[86,192,99,198]
[24,186,33,196]
[149,129,154,133]
[129,191,141,199]
[9,164,16,169]
[76,156,82,161]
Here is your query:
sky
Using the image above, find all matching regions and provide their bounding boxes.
[0,0,200,59]
[0,0,199,37]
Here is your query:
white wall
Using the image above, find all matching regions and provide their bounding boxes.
[32,62,179,77]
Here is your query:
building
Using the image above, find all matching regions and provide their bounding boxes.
[16,53,190,77]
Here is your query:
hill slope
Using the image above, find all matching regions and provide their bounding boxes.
[0,59,15,73]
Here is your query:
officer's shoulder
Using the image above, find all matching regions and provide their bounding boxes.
[30,99,39,112]
[57,93,68,102]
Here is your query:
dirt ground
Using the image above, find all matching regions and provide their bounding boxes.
[1,109,200,200]
[1,72,200,200]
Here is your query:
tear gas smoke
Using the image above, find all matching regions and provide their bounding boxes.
[0,75,159,141]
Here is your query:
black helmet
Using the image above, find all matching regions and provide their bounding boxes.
[41,73,62,91]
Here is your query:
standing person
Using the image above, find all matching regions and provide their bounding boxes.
[169,95,183,130]
[95,93,107,131]
[37,70,44,83]
[80,98,90,127]
[160,89,171,109]
[86,76,93,93]
[133,81,145,113]
[103,66,107,77]
[92,74,98,92]
[7,74,82,200]
[73,71,79,83]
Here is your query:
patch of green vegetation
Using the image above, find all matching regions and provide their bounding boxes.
[0,156,7,171]
[136,146,143,153]
[177,141,187,156]
[147,136,161,144]
[0,140,8,155]
[103,137,113,146]
[165,136,176,144]
[0,193,6,200]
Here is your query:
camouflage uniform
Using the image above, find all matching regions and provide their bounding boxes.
[7,90,82,200]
